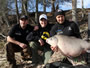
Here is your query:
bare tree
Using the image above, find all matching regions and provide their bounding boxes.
[15,0,19,23]
[35,0,39,24]
[72,0,77,24]
[82,0,84,18]
[43,0,46,13]
[51,0,55,12]
[49,0,72,12]
[3,13,10,27]
[22,0,24,14]
[0,0,10,27]
[22,0,28,15]
[81,0,85,20]
[48,0,55,12]
[56,3,59,10]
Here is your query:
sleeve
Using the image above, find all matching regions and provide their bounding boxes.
[26,31,40,42]
[50,25,57,37]
[70,22,81,38]
[8,25,16,38]
[31,25,34,30]
[28,25,34,31]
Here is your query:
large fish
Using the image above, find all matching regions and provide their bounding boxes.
[46,35,90,57]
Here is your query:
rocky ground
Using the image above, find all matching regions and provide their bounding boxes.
[0,24,90,68]
[0,48,45,68]
[0,9,90,68]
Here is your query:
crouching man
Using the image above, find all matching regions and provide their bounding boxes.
[6,15,38,68]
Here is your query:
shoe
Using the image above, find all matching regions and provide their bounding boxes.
[30,63,36,66]
[30,62,39,66]
[9,63,17,68]
[61,58,72,65]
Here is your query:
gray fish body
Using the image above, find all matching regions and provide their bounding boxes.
[46,35,90,57]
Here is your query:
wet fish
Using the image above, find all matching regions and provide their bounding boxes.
[46,35,90,57]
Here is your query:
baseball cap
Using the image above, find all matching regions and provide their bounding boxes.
[39,14,47,21]
[20,15,28,20]
[55,9,65,17]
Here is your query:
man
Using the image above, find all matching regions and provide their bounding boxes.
[26,14,53,65]
[50,9,81,38]
[50,9,87,66]
[50,9,81,52]
[6,15,38,68]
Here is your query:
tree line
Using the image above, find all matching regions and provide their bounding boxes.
[0,0,85,27]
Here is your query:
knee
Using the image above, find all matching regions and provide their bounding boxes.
[29,41,37,48]
[6,42,13,50]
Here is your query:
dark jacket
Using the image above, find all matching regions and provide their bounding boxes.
[50,20,81,38]
[26,23,53,48]
[8,24,34,44]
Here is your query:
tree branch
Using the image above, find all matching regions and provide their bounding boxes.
[0,33,6,38]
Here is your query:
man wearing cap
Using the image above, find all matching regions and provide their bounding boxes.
[50,9,81,51]
[50,9,81,38]
[49,9,87,66]
[6,15,38,68]
[26,14,53,65]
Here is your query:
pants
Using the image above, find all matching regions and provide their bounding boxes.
[29,41,53,64]
[6,42,31,64]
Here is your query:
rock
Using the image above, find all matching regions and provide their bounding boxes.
[48,51,64,63]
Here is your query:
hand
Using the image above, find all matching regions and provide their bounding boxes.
[34,26,39,31]
[69,19,72,22]
[50,46,58,52]
[38,39,44,46]
[19,43,27,49]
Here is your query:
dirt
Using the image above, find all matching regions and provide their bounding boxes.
[0,8,90,68]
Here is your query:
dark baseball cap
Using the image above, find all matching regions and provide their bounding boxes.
[55,9,65,17]
[20,15,28,20]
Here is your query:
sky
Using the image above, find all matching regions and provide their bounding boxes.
[61,0,90,10]
[10,0,90,14]
[38,0,90,12]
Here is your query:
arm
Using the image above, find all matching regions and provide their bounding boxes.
[7,25,27,49]
[7,36,27,49]
[38,38,45,46]
[26,31,45,46]
[50,24,57,37]
[33,25,39,31]
[26,31,40,42]
[7,36,20,45]
[71,22,81,38]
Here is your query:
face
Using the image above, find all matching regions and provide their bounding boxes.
[56,15,65,24]
[39,18,47,28]
[19,19,28,29]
